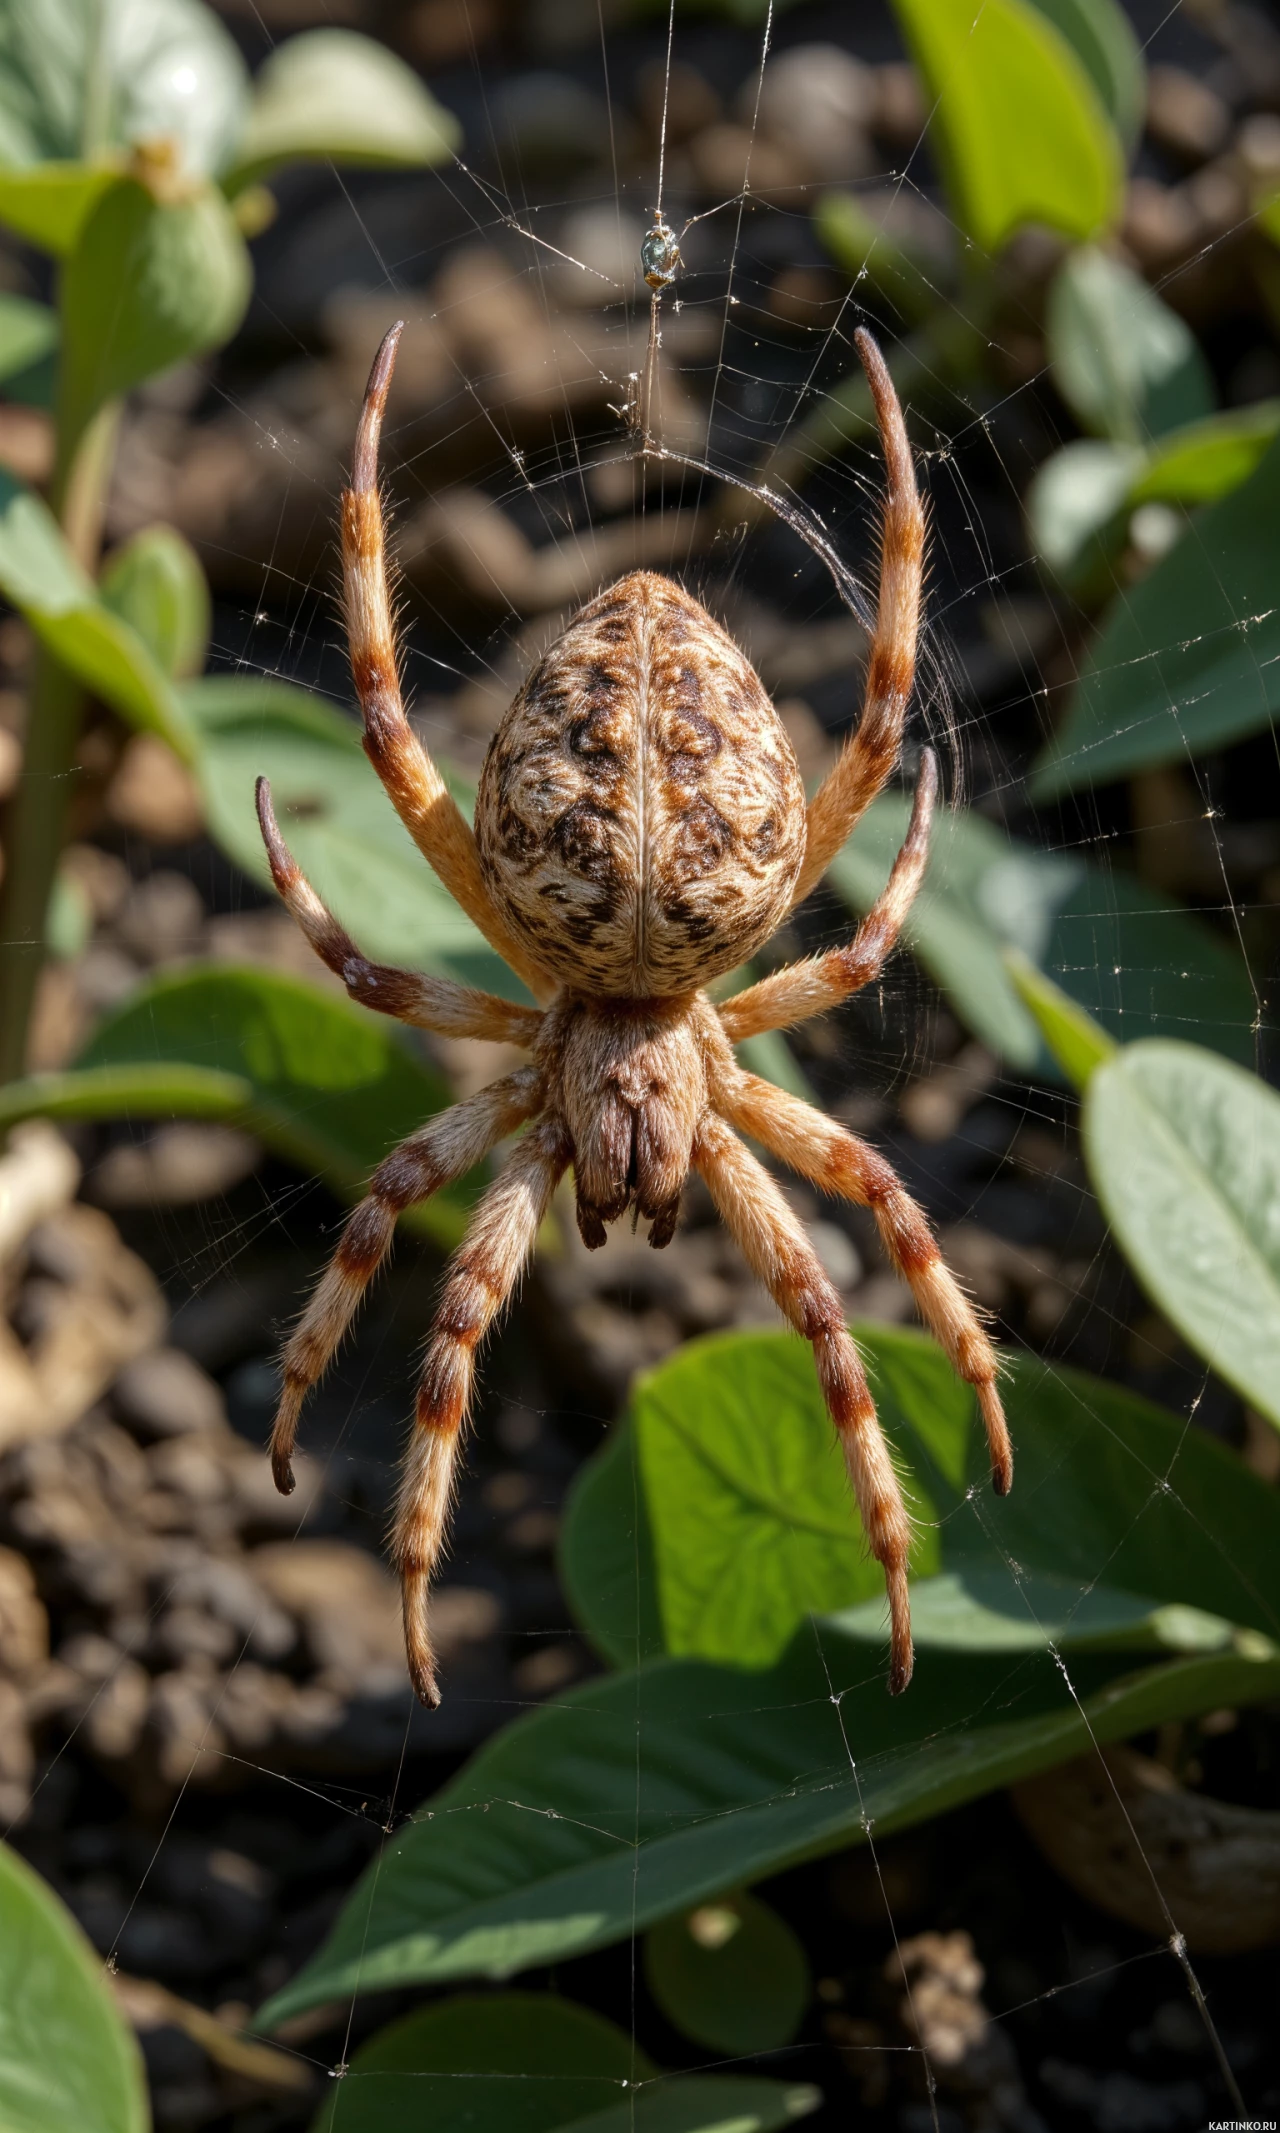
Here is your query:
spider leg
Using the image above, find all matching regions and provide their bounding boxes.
[269,1068,541,1496]
[342,325,557,1004]
[692,1110,914,1693]
[397,1111,571,1704]
[713,1069,1012,1495]
[256,778,543,1045]
[719,750,936,1042]
[790,329,924,909]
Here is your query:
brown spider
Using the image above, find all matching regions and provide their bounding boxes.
[255,323,1011,1707]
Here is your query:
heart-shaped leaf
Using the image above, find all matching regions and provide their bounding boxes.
[0,0,247,178]
[1084,1040,1280,1434]
[59,168,250,442]
[827,796,1254,1069]
[1030,429,1280,796]
[223,29,460,195]
[565,1326,1280,1668]
[644,1894,810,2056]
[1047,246,1215,444]
[100,522,210,679]
[0,470,191,754]
[890,0,1121,254]
[0,964,469,1240]
[185,674,525,998]
[0,1840,148,2133]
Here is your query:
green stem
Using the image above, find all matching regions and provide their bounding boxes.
[0,395,119,1081]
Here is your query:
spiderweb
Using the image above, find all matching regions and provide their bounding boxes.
[8,0,1280,2125]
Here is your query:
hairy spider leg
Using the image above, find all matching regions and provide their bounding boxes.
[256,779,544,1045]
[342,323,557,1002]
[718,751,936,1042]
[791,329,925,908]
[715,1072,1011,1495]
[397,1113,571,1704]
[269,1070,542,1496]
[692,1111,914,1692]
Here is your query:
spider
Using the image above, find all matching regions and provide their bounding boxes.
[255,322,1011,1708]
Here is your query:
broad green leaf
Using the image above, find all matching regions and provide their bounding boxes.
[0,0,247,178]
[828,796,1254,1069]
[890,0,1121,254]
[644,1894,809,2056]
[223,29,460,194]
[1027,0,1144,145]
[0,162,114,253]
[310,1992,653,2133]
[1004,949,1115,1089]
[1047,247,1214,444]
[1132,400,1280,505]
[559,1418,665,1669]
[0,965,468,1241]
[566,2080,820,2133]
[0,1839,148,2133]
[258,1634,1280,2025]
[1084,1040,1280,1433]
[1030,429,1280,795]
[60,171,250,441]
[100,523,210,679]
[185,675,524,998]
[572,1326,1280,1668]
[0,290,56,382]
[0,471,191,754]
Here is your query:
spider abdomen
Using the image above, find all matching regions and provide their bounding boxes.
[475,571,806,995]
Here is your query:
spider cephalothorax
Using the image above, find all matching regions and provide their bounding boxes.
[256,322,1011,1708]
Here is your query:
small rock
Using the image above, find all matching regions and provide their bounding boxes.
[749,45,876,185]
[113,871,205,964]
[809,1221,862,1292]
[1145,66,1230,164]
[114,1349,229,1440]
[161,1557,295,1662]
[871,61,926,149]
[0,1546,48,1678]
[91,1124,262,1208]
[147,1663,228,1788]
[249,1540,407,1692]
[104,733,206,845]
[512,1642,582,1696]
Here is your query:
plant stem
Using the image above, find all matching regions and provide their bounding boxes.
[0,402,120,1080]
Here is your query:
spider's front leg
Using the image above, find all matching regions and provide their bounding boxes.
[270,1069,541,1495]
[397,1112,571,1704]
[692,1111,915,1692]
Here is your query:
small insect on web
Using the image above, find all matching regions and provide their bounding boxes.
[252,224,1012,1711]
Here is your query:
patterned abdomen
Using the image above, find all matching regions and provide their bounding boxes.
[475,572,807,995]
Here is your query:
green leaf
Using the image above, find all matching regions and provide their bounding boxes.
[310,1992,653,2133]
[1131,400,1280,506]
[1026,437,1138,589]
[560,1414,665,1669]
[0,965,468,1242]
[1084,1040,1280,1433]
[889,0,1122,254]
[223,29,460,195]
[1047,247,1215,445]
[812,192,940,326]
[644,1894,810,2056]
[1026,0,1144,145]
[827,796,1254,1069]
[1004,950,1115,1088]
[0,163,114,254]
[566,2080,820,2133]
[185,675,525,998]
[0,1839,148,2133]
[0,290,56,383]
[59,172,250,440]
[0,0,247,178]
[574,1326,1280,1669]
[100,524,210,679]
[259,1633,1280,2025]
[0,471,192,754]
[1030,428,1280,795]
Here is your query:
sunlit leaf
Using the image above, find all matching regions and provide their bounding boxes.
[1027,0,1144,145]
[0,163,114,254]
[100,523,210,679]
[1085,1040,1280,1433]
[1131,400,1280,505]
[185,674,524,998]
[1030,429,1280,795]
[1004,949,1116,1089]
[0,965,468,1241]
[0,470,191,754]
[890,0,1122,253]
[644,1894,810,2057]
[59,169,250,441]
[0,0,246,175]
[0,1840,148,2133]
[223,29,460,194]
[1047,247,1214,445]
